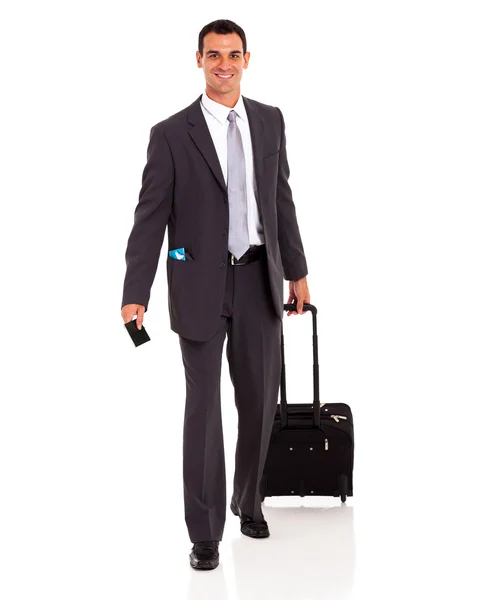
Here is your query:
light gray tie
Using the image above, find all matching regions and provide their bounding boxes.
[227,110,249,260]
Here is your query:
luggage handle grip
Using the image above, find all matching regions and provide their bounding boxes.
[284,302,317,315]
[280,303,321,430]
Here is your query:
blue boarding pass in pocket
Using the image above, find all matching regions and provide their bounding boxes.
[168,247,194,261]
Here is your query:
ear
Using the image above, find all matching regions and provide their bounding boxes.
[243,51,251,68]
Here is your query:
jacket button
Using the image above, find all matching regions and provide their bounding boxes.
[223,196,228,204]
[222,229,227,236]
[220,262,226,268]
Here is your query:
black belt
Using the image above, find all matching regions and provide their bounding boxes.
[228,244,265,266]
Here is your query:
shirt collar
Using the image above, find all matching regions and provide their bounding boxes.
[201,91,247,125]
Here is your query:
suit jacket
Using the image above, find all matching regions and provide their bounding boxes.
[121,93,308,341]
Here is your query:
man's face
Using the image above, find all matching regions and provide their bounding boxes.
[196,32,250,96]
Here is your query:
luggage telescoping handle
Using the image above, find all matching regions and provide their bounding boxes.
[280,303,320,429]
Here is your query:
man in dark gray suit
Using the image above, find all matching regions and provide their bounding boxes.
[121,19,310,570]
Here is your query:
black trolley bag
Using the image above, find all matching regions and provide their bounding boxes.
[260,303,354,502]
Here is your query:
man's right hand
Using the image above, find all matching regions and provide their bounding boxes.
[121,304,145,330]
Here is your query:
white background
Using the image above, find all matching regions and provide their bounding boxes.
[1,1,482,598]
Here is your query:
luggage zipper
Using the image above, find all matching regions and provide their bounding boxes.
[320,404,351,425]
[328,415,348,423]
[319,407,352,450]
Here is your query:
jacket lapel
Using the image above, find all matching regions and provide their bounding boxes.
[187,94,265,214]
[243,96,265,215]
[187,95,227,194]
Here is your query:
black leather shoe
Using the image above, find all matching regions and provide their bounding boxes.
[230,500,270,538]
[189,541,219,570]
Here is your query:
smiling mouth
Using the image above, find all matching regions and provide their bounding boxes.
[215,74,234,79]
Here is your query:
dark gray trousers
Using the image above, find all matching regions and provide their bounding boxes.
[178,246,282,543]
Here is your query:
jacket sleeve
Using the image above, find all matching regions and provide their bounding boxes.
[275,107,309,281]
[121,125,174,312]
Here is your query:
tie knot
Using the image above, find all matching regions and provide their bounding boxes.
[227,110,237,123]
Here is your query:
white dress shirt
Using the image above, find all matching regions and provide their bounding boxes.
[200,91,265,246]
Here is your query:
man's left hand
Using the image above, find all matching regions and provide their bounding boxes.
[286,276,310,316]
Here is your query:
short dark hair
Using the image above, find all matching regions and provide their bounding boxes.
[198,19,247,56]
